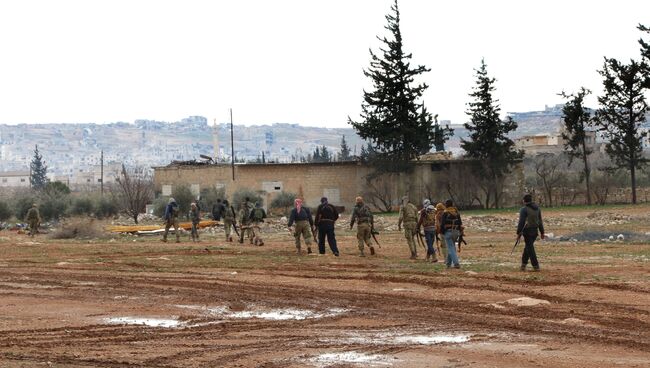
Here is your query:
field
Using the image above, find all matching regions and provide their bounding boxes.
[0,205,649,367]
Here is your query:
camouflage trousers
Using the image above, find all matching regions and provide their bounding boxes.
[28,220,39,237]
[294,220,312,249]
[251,221,264,245]
[239,222,254,243]
[356,222,372,251]
[403,221,417,255]
[223,218,234,240]
[163,219,180,242]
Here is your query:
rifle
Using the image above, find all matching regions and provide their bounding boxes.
[511,235,521,255]
[435,234,442,255]
[311,225,317,243]
[230,206,241,238]
[416,230,427,252]
[457,229,467,253]
[371,225,381,248]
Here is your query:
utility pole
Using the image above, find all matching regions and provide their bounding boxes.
[230,108,235,181]
[100,150,104,195]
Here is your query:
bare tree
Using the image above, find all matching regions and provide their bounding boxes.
[115,165,154,224]
[533,153,564,207]
[363,174,396,213]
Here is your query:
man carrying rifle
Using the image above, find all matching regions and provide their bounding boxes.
[417,204,439,263]
[238,198,254,244]
[315,197,340,256]
[440,199,461,269]
[350,196,375,257]
[398,196,419,260]
[222,199,236,242]
[516,194,545,272]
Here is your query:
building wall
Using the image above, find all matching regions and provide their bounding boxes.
[0,172,30,187]
[154,160,525,210]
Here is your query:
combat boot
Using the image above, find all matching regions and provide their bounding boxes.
[359,249,365,257]
[296,247,302,255]
[409,251,416,260]
[307,247,312,254]
[370,246,376,256]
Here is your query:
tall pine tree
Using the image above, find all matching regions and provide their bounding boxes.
[560,87,594,205]
[30,145,48,190]
[595,57,648,204]
[461,59,521,208]
[349,0,449,172]
[339,135,351,161]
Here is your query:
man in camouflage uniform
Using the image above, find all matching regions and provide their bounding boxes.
[25,203,41,237]
[248,202,267,246]
[189,202,201,242]
[162,197,180,243]
[222,199,235,242]
[238,198,254,244]
[350,196,375,257]
[398,196,419,259]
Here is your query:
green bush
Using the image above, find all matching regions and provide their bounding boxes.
[40,197,69,221]
[14,195,38,221]
[199,186,226,213]
[232,188,264,210]
[172,185,195,219]
[270,191,296,216]
[95,196,118,219]
[153,196,169,218]
[0,201,11,221]
[71,197,94,216]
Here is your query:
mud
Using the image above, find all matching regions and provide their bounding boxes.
[0,205,649,367]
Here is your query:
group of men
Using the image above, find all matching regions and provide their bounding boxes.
[161,192,545,271]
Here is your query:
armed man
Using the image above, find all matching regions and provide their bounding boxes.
[440,199,462,269]
[222,199,236,242]
[238,198,254,244]
[315,196,340,256]
[288,198,314,255]
[350,196,375,257]
[517,194,545,272]
[25,203,41,237]
[212,198,225,221]
[398,196,419,259]
[189,202,201,242]
[162,197,181,243]
[248,202,267,246]
[417,204,439,262]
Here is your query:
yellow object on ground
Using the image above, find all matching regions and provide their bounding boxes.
[107,220,220,233]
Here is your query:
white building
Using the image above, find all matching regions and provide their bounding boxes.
[0,171,30,187]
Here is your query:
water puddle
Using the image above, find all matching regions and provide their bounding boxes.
[104,317,182,328]
[341,330,471,346]
[177,305,347,321]
[309,351,391,367]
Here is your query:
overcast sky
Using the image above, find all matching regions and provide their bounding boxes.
[0,0,648,127]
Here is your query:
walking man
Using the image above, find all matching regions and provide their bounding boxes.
[212,199,225,221]
[189,202,201,242]
[287,198,314,254]
[398,196,419,259]
[350,196,375,257]
[248,202,267,246]
[163,197,181,243]
[417,204,439,262]
[223,199,235,242]
[238,198,254,244]
[315,197,340,256]
[25,203,41,237]
[517,194,545,271]
[440,199,462,269]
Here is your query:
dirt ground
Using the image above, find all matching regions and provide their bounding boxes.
[0,204,649,367]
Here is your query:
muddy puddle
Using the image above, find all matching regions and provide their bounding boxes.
[104,317,182,328]
[309,351,392,367]
[177,304,348,321]
[339,330,472,346]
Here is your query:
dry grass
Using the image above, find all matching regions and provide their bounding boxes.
[50,217,104,239]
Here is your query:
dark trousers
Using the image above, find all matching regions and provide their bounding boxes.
[213,213,221,221]
[318,222,339,255]
[522,234,540,269]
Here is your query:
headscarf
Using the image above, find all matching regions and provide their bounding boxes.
[295,198,303,213]
[423,199,431,207]
[435,202,446,212]
[168,197,176,204]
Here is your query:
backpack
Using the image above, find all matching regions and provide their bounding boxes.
[423,210,436,227]
[252,208,265,221]
[524,206,540,228]
[356,205,371,221]
[170,203,179,216]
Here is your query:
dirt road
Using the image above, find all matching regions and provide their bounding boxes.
[0,205,648,367]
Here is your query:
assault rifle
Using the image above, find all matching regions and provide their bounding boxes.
[230,206,241,238]
[457,228,468,253]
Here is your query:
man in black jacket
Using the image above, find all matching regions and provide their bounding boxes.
[315,197,339,256]
[516,194,546,271]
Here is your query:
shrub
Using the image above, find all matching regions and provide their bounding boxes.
[95,196,119,219]
[232,188,264,210]
[270,191,296,216]
[50,218,102,239]
[153,196,169,218]
[13,195,38,221]
[199,186,226,213]
[172,185,195,219]
[0,201,11,221]
[40,197,69,221]
[70,197,94,216]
